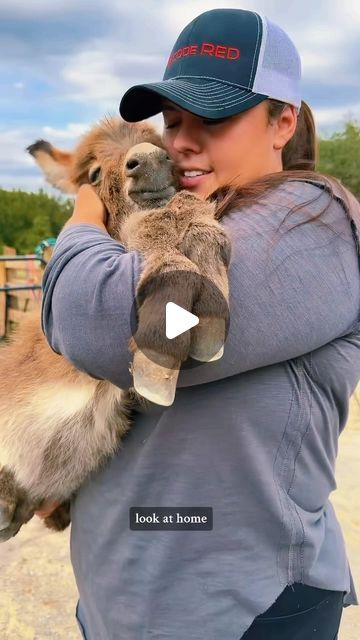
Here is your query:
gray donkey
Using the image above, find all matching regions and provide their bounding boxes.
[0,117,230,541]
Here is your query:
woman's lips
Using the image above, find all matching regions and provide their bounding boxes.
[179,171,213,189]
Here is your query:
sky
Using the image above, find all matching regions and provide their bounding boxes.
[1,0,359,193]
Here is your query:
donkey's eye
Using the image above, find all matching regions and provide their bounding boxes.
[89,166,101,185]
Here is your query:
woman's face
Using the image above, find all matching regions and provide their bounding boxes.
[161,100,296,197]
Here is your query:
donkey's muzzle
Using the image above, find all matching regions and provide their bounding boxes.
[125,142,177,207]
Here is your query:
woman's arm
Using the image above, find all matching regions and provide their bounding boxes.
[41,182,360,391]
[41,223,142,390]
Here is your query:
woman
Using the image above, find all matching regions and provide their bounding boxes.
[40,8,360,640]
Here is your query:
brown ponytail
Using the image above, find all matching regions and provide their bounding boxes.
[269,99,318,171]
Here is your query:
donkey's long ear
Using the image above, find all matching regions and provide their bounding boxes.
[27,140,78,194]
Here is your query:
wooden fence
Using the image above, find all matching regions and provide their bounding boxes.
[0,245,52,339]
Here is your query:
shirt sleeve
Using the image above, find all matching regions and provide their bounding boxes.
[41,182,360,392]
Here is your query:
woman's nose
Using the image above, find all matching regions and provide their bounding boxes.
[171,125,202,154]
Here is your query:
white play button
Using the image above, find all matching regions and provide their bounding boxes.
[166,302,199,339]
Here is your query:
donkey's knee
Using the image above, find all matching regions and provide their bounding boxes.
[179,222,231,361]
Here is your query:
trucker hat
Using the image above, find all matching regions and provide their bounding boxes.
[119,8,302,122]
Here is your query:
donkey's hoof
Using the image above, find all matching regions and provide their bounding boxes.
[189,317,226,362]
[0,523,23,543]
[132,350,180,407]
[0,499,16,531]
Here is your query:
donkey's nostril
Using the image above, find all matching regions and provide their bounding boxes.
[126,158,140,171]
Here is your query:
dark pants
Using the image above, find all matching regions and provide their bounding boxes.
[241,583,344,639]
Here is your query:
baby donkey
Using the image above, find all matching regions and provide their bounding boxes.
[0,116,230,541]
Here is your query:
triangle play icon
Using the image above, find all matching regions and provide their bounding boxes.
[165,302,199,339]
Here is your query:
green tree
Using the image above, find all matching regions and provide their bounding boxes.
[0,189,72,254]
[317,120,360,200]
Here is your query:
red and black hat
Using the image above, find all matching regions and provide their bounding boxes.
[120,8,301,122]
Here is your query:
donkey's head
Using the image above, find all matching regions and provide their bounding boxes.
[27,117,177,239]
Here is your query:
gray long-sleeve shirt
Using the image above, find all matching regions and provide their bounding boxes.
[41,179,360,640]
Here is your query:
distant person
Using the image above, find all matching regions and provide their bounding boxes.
[40,8,360,639]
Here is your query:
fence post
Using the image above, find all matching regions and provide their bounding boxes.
[0,247,46,338]
[3,246,16,256]
[0,257,5,339]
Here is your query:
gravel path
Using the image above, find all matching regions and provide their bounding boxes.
[1,392,359,639]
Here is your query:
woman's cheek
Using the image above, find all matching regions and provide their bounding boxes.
[161,131,174,155]
[215,164,237,189]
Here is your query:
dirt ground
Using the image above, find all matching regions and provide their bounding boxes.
[331,390,360,640]
[1,391,359,640]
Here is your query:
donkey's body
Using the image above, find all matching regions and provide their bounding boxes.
[0,117,230,541]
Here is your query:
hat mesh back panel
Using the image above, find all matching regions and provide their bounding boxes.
[252,16,301,107]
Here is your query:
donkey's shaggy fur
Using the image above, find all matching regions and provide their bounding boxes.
[0,117,230,541]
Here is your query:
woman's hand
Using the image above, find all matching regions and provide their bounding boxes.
[63,184,109,233]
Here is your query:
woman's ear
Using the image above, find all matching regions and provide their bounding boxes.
[273,104,298,151]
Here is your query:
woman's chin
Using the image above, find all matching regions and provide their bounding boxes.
[180,176,217,199]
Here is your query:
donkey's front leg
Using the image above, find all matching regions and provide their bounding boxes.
[0,467,70,538]
[129,250,202,406]
[124,192,204,406]
[0,467,38,542]
[126,190,229,404]
[179,216,231,362]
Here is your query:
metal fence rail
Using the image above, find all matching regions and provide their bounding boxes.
[0,252,47,338]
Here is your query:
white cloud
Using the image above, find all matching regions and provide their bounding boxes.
[0,128,35,169]
[295,23,359,84]
[301,50,336,76]
[314,103,360,128]
[0,0,83,15]
[0,173,49,192]
[163,0,256,39]
[62,49,125,101]
[60,39,165,113]
[42,123,90,140]
[0,0,117,16]
[61,47,129,113]
[330,0,360,33]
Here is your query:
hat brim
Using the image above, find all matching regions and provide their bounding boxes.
[119,77,269,122]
